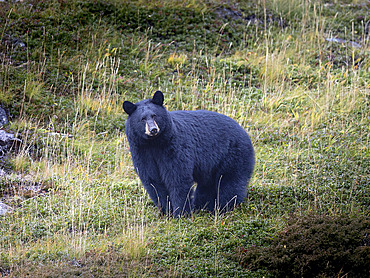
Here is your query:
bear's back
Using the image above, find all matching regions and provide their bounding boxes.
[169,110,248,137]
[168,110,252,155]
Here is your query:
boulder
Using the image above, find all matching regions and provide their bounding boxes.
[0,107,9,127]
[0,130,21,156]
[0,201,13,216]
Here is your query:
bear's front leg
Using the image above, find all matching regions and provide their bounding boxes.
[164,176,194,217]
[135,169,172,215]
[143,181,172,215]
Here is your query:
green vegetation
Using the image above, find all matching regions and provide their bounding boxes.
[0,0,369,277]
[238,213,370,278]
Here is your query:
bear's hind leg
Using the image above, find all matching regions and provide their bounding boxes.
[215,173,248,213]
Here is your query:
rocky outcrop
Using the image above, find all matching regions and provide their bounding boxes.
[0,107,9,127]
[0,106,19,216]
[0,201,13,216]
[0,129,21,156]
[0,106,21,156]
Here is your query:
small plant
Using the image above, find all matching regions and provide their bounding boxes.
[238,213,370,278]
[168,52,188,67]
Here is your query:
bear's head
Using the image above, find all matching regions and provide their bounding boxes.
[123,91,171,143]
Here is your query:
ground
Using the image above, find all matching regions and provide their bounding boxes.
[0,0,369,277]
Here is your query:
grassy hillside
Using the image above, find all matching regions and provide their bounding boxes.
[0,0,369,277]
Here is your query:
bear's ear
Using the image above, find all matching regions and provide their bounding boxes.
[123,101,137,115]
[152,90,164,106]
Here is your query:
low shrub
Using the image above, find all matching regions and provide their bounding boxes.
[238,213,370,278]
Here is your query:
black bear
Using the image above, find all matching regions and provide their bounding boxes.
[123,91,255,217]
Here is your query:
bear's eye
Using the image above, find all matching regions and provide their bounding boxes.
[151,114,156,119]
[141,117,146,122]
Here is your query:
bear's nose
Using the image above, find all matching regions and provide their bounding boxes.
[150,127,158,135]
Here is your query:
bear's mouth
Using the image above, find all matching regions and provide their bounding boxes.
[146,131,159,137]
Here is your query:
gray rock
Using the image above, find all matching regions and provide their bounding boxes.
[215,7,243,21]
[0,107,9,127]
[326,37,361,48]
[0,130,21,156]
[0,202,13,216]
[0,168,6,176]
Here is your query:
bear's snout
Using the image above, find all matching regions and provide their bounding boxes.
[145,119,160,137]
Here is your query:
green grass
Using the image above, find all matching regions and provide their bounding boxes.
[0,0,369,277]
